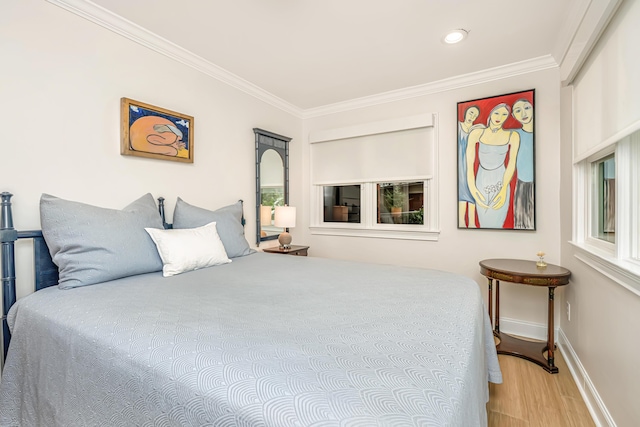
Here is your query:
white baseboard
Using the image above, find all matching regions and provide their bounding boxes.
[497,316,549,341]
[557,329,616,427]
[498,318,614,426]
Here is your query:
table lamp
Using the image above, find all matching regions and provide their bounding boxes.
[274,205,296,249]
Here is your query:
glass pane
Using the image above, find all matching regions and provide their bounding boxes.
[595,155,615,243]
[377,182,424,225]
[323,185,361,223]
[260,187,284,226]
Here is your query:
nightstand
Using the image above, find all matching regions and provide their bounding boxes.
[479,258,571,374]
[262,245,309,256]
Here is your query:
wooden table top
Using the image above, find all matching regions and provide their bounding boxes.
[262,245,309,254]
[479,258,571,286]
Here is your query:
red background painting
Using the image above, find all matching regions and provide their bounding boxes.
[457,89,534,229]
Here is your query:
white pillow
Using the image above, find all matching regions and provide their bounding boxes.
[145,221,231,277]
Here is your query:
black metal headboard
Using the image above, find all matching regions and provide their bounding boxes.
[0,193,246,361]
[1,193,56,359]
[0,192,172,361]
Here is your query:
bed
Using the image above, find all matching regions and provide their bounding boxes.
[0,192,502,426]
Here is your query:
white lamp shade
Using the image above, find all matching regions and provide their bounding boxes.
[260,205,272,225]
[274,206,296,228]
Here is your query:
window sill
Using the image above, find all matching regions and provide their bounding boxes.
[569,241,640,297]
[310,226,439,241]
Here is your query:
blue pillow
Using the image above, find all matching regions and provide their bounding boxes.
[40,193,164,289]
[172,197,255,258]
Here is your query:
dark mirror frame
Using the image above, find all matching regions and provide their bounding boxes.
[254,128,291,246]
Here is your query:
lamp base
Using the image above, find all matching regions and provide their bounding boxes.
[278,231,292,249]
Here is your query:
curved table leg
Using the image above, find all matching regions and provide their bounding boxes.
[494,285,559,374]
[487,277,493,328]
[495,280,500,333]
[547,286,556,369]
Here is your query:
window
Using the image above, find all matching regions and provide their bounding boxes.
[323,185,361,223]
[377,182,424,225]
[592,155,615,243]
[309,114,439,241]
[573,127,640,293]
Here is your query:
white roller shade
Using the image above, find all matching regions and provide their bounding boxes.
[310,125,434,184]
[572,0,640,161]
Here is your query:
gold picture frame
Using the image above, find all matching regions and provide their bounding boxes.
[121,97,194,163]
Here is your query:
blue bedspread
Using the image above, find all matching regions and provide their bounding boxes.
[0,253,501,426]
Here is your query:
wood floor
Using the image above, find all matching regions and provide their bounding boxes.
[487,351,596,427]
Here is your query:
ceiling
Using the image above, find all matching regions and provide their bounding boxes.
[88,0,583,111]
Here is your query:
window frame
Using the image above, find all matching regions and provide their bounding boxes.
[321,184,362,224]
[310,179,438,241]
[309,114,440,241]
[586,148,616,253]
[374,180,426,228]
[591,154,616,244]
[572,127,640,296]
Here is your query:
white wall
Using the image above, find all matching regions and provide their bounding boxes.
[298,68,563,331]
[0,0,302,298]
[4,1,635,425]
[560,0,640,425]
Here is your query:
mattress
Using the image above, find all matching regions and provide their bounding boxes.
[0,253,501,426]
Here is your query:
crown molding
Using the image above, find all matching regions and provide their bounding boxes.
[46,0,305,118]
[551,0,592,67]
[301,56,558,118]
[47,0,560,120]
[558,0,623,85]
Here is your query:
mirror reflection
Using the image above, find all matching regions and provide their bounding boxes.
[260,149,284,238]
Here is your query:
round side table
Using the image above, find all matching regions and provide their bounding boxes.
[479,258,571,373]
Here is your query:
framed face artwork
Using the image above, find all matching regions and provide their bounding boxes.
[121,98,194,163]
[457,89,535,230]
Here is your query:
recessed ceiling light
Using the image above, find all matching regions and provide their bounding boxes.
[443,29,468,44]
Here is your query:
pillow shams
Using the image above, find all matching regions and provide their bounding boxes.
[172,197,255,258]
[145,221,231,277]
[40,193,164,289]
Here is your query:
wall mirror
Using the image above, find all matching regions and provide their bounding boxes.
[254,128,291,245]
